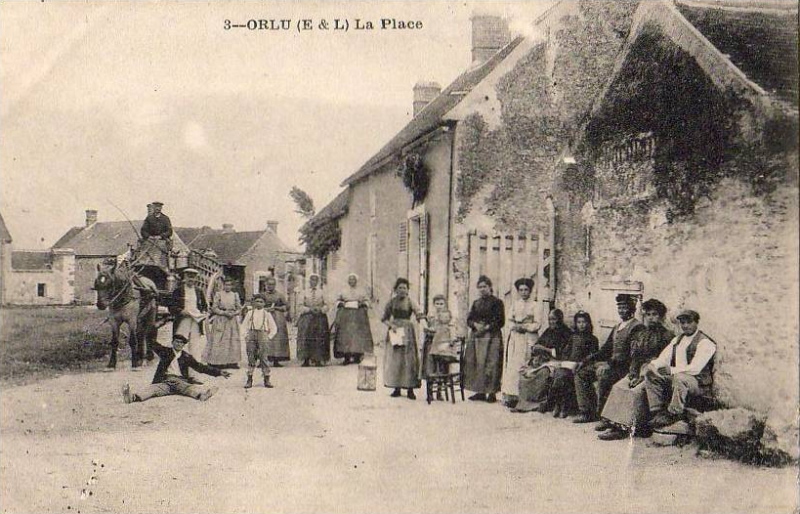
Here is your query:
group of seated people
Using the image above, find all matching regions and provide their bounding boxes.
[507,293,716,440]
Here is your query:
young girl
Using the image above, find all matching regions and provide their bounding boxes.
[241,294,278,389]
[548,311,599,418]
[426,294,457,376]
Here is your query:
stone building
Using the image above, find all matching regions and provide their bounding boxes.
[310,0,798,456]
[0,212,76,306]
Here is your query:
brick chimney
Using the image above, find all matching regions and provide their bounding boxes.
[266,220,279,234]
[413,81,442,117]
[85,209,98,227]
[471,14,511,65]
[221,223,234,234]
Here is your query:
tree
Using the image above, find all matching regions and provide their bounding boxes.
[289,187,315,219]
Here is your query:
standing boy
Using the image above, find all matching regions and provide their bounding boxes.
[241,294,277,389]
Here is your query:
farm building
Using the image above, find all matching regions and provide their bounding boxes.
[308,0,798,456]
[0,212,76,306]
[175,221,306,303]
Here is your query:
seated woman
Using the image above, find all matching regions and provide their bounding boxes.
[501,277,540,408]
[547,311,599,418]
[333,273,374,365]
[598,299,674,440]
[512,309,572,413]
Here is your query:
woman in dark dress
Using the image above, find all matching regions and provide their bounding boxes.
[512,309,573,413]
[332,273,374,365]
[463,275,505,403]
[296,273,330,367]
[382,278,423,399]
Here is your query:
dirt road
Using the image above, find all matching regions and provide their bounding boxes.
[1,352,796,514]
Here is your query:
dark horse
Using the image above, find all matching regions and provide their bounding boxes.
[93,260,159,369]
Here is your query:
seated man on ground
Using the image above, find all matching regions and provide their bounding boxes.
[597,299,674,440]
[573,294,644,424]
[644,309,716,429]
[121,334,230,403]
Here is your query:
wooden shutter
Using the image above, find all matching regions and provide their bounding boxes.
[397,221,408,278]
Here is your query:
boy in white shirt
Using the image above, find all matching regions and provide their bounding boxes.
[241,294,278,389]
[644,309,716,428]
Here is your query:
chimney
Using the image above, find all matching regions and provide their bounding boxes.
[266,220,279,234]
[85,209,98,227]
[471,14,511,65]
[413,81,442,117]
[221,223,234,234]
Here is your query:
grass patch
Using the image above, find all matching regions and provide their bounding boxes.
[0,306,118,386]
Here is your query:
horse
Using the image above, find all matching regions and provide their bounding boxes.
[93,259,160,369]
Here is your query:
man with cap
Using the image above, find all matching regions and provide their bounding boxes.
[573,294,644,424]
[597,298,674,440]
[169,268,209,377]
[140,201,173,240]
[644,309,716,428]
[121,333,230,403]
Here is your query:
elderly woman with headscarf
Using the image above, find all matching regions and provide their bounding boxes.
[261,276,291,367]
[382,278,424,399]
[501,277,541,407]
[296,273,330,367]
[332,273,374,365]
[463,275,506,403]
[511,308,573,412]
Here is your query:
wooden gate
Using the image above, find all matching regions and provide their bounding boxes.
[466,231,554,324]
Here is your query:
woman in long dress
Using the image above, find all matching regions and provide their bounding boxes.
[382,278,423,399]
[261,276,290,367]
[501,277,540,408]
[547,311,599,417]
[296,273,330,367]
[463,275,506,403]
[512,309,572,413]
[204,276,242,368]
[332,273,374,365]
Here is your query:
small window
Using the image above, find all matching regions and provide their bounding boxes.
[37,283,47,297]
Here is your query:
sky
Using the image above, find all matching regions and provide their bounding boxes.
[0,1,550,250]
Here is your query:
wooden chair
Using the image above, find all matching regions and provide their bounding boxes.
[425,337,465,404]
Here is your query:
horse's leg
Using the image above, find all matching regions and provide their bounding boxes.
[107,316,119,369]
[129,307,142,368]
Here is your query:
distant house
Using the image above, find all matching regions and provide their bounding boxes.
[0,212,76,305]
[175,221,305,302]
[0,213,14,305]
[52,210,189,304]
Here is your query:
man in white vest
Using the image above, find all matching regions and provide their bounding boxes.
[644,309,716,428]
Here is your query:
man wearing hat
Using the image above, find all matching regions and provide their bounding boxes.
[644,309,716,428]
[121,333,230,403]
[574,294,644,424]
[597,298,674,440]
[140,201,173,240]
[169,268,209,376]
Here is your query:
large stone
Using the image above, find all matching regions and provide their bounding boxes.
[760,414,800,462]
[695,408,796,466]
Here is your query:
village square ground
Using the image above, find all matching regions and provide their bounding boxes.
[1,327,797,514]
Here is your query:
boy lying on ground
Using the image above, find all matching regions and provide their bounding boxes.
[121,334,230,403]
